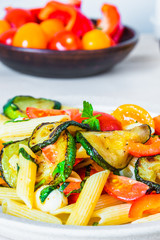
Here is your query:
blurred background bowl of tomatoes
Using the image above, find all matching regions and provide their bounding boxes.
[0,1,138,78]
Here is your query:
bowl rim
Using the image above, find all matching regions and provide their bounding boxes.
[0,25,139,55]
[0,211,160,239]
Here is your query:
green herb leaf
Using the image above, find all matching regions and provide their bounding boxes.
[81,101,93,118]
[92,222,99,226]
[81,101,101,131]
[40,186,56,203]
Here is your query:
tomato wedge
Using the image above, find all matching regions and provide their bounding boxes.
[129,194,160,219]
[68,193,80,204]
[26,107,67,118]
[104,173,149,202]
[73,111,122,131]
[26,107,79,119]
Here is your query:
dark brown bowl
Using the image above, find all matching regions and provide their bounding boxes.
[0,25,138,78]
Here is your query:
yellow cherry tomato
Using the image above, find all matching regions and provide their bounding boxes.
[112,104,155,130]
[40,19,64,41]
[82,29,112,50]
[13,23,47,49]
[0,20,11,35]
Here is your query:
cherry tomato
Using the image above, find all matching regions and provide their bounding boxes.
[154,115,160,135]
[0,20,11,35]
[112,104,155,130]
[104,173,149,202]
[26,107,66,119]
[48,30,82,51]
[4,8,34,28]
[29,8,42,23]
[13,23,47,49]
[68,193,80,204]
[40,19,64,41]
[82,29,112,50]
[0,28,16,45]
[73,111,122,131]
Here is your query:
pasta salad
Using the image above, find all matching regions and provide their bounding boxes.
[0,96,160,226]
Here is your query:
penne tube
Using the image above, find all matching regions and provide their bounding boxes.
[132,213,160,224]
[90,204,133,226]
[0,187,21,204]
[94,194,124,211]
[52,204,75,224]
[66,170,110,226]
[2,199,62,224]
[0,115,69,141]
[16,145,37,209]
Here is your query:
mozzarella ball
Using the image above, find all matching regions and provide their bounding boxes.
[34,185,68,214]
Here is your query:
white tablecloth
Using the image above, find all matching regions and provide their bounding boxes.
[0,34,159,239]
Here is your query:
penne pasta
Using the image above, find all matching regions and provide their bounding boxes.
[2,199,62,224]
[0,115,69,141]
[16,145,37,209]
[66,170,110,226]
[52,204,75,224]
[94,194,124,211]
[0,187,21,204]
[132,213,160,224]
[90,204,133,226]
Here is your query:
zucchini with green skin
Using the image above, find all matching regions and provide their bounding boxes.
[40,131,76,203]
[0,139,28,188]
[135,155,160,193]
[3,96,61,119]
[76,125,151,171]
[29,120,90,153]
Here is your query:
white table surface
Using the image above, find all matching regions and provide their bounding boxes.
[0,34,159,240]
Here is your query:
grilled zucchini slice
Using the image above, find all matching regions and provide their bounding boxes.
[29,120,90,153]
[3,96,61,119]
[135,155,160,193]
[0,139,28,188]
[36,130,76,185]
[76,124,151,171]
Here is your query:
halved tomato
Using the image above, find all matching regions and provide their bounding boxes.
[73,111,122,131]
[104,173,149,202]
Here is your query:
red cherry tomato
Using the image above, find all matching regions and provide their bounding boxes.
[48,30,82,51]
[0,28,16,45]
[104,173,149,202]
[73,111,122,131]
[68,193,80,204]
[4,8,35,28]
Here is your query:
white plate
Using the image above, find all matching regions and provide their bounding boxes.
[0,95,159,240]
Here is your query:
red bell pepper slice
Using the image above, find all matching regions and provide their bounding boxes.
[127,140,160,158]
[129,194,160,219]
[97,4,124,43]
[4,7,35,28]
[39,1,77,31]
[68,0,82,9]
[68,193,80,204]
[104,173,149,202]
[38,1,93,37]
[154,115,160,135]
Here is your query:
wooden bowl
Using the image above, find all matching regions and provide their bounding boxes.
[0,26,138,78]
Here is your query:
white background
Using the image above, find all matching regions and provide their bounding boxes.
[0,0,156,33]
